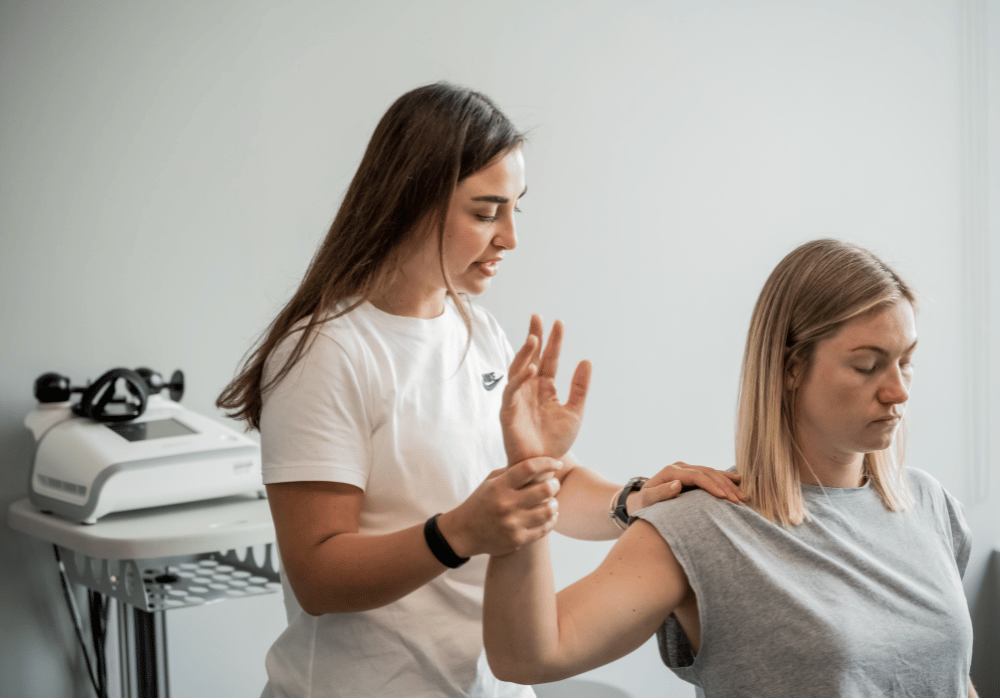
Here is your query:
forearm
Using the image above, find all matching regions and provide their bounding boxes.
[272,457,562,616]
[282,522,448,616]
[554,462,642,541]
[484,537,566,684]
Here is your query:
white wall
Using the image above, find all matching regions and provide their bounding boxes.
[1,1,997,697]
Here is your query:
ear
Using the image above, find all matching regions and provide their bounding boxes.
[785,355,804,392]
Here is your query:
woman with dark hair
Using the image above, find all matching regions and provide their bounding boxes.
[217,82,743,697]
[484,239,977,698]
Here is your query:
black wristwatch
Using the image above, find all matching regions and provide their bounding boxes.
[609,477,648,530]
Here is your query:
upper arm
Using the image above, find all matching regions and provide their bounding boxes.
[552,518,691,676]
[266,481,363,592]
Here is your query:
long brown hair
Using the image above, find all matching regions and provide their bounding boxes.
[736,239,917,525]
[217,82,524,430]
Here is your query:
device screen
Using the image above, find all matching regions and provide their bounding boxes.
[107,418,197,442]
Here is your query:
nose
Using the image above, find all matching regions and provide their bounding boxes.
[878,364,910,406]
[492,212,517,251]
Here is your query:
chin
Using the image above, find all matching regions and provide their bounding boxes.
[862,434,897,453]
[456,278,490,297]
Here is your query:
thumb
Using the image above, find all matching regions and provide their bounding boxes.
[485,466,508,481]
[639,479,682,509]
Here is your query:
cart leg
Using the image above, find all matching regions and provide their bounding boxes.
[133,609,168,697]
[117,601,134,697]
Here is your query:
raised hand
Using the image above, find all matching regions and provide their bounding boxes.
[500,315,592,465]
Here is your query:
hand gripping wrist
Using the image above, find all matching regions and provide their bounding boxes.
[424,514,470,568]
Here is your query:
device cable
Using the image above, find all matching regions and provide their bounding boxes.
[88,590,110,696]
[53,544,106,698]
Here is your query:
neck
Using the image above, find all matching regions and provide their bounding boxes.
[795,445,866,488]
[370,244,451,319]
[370,278,447,319]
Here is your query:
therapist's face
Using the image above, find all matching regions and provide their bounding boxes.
[403,148,526,300]
[442,147,525,297]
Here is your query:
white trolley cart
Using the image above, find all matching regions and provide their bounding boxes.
[8,494,280,697]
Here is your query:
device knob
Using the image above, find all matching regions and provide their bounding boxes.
[34,372,72,403]
[167,369,185,402]
[135,367,165,394]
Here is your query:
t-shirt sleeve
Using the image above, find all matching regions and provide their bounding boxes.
[634,498,706,674]
[259,330,372,489]
[942,488,972,579]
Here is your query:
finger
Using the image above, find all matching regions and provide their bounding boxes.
[639,479,683,508]
[565,359,592,413]
[505,457,563,489]
[528,314,544,368]
[692,472,742,505]
[514,518,558,549]
[485,467,507,480]
[503,360,538,398]
[696,467,746,502]
[515,477,561,507]
[723,472,747,499]
[538,319,564,379]
[657,463,746,503]
[519,497,559,531]
[507,332,539,379]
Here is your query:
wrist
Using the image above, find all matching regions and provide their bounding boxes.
[625,488,644,516]
[434,510,475,560]
[609,476,648,529]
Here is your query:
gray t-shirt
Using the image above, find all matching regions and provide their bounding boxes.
[635,466,972,698]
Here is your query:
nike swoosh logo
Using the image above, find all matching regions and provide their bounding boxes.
[482,372,503,391]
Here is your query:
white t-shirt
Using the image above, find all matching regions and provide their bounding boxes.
[258,298,532,698]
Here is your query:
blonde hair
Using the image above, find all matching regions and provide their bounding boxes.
[736,239,916,525]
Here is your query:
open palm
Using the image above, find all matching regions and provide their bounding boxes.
[500,315,592,465]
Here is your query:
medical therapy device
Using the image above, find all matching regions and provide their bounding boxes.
[27,367,263,524]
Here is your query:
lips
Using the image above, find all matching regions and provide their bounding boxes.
[473,257,502,276]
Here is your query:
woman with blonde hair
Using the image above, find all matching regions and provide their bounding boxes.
[485,238,977,697]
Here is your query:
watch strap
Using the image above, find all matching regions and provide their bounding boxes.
[424,513,470,568]
[610,476,648,529]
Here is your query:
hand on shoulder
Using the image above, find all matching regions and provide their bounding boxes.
[640,462,747,509]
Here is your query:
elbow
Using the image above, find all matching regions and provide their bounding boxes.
[484,645,565,686]
[297,593,330,618]
[293,585,383,616]
[491,662,566,686]
[280,567,330,615]
[285,571,377,616]
[288,579,331,617]
[488,659,546,686]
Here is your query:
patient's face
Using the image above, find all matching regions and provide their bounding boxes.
[793,299,917,464]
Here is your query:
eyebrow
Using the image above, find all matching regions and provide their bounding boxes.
[470,186,527,204]
[849,339,918,355]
